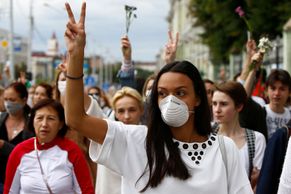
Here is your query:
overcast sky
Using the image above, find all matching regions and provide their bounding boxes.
[0,0,170,62]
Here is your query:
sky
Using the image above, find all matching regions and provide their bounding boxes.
[0,0,170,62]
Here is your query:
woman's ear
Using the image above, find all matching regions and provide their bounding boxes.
[59,121,65,131]
[237,104,244,112]
[195,97,201,107]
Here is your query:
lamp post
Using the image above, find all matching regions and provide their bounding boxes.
[8,0,15,81]
[27,0,34,73]
[275,36,281,69]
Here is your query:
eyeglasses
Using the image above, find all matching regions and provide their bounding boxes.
[89,93,100,96]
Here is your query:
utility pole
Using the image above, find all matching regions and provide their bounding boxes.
[8,0,15,81]
[27,0,34,73]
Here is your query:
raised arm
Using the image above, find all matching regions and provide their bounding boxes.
[64,2,107,144]
[163,31,179,64]
[121,36,132,64]
[243,52,263,97]
[58,52,92,111]
[117,36,135,87]
[239,39,256,82]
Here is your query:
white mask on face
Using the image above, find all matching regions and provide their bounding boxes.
[27,95,33,107]
[145,89,152,102]
[159,95,193,127]
[145,90,151,98]
[58,80,66,95]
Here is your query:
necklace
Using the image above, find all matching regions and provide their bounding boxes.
[173,133,217,165]
[7,117,24,140]
[12,120,23,136]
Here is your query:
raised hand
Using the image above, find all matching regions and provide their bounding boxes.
[250,51,264,70]
[246,39,257,59]
[64,2,86,54]
[57,53,68,72]
[121,36,132,63]
[163,31,179,64]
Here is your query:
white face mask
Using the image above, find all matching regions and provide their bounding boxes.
[27,95,33,107]
[145,90,151,98]
[159,95,193,127]
[58,80,66,95]
[144,89,152,102]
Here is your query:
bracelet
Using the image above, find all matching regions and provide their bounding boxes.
[65,72,84,80]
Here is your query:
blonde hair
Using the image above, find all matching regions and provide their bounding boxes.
[112,86,143,110]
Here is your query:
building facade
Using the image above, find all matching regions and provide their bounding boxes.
[166,0,214,79]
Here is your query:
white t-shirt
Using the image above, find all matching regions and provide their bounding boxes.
[87,96,121,194]
[265,104,291,138]
[89,120,253,194]
[239,131,266,174]
[278,137,291,194]
[251,96,266,107]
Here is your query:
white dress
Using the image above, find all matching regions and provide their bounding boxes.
[89,120,253,194]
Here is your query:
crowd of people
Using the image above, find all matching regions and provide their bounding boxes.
[0,2,291,194]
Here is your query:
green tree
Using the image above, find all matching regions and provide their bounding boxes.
[189,0,291,65]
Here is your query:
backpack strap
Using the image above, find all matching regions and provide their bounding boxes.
[218,135,229,193]
[245,128,256,178]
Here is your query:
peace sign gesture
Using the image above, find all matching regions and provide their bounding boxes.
[163,31,179,64]
[64,2,86,54]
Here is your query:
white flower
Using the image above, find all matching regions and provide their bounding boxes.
[258,37,273,53]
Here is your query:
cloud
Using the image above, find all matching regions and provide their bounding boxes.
[0,0,169,61]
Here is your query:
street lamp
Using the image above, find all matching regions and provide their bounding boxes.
[27,0,34,73]
[275,36,281,69]
[8,0,15,81]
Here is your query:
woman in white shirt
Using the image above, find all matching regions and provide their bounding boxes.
[212,81,266,191]
[92,86,144,194]
[64,2,253,194]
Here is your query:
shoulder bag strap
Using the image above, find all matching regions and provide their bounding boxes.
[34,138,53,194]
[245,128,255,178]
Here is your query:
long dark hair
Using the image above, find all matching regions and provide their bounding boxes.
[140,61,212,191]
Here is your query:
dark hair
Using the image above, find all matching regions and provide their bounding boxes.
[6,82,28,99]
[140,61,212,191]
[54,70,63,101]
[204,78,214,85]
[88,86,111,108]
[215,81,247,108]
[142,74,156,97]
[36,82,53,99]
[266,69,291,90]
[6,82,31,116]
[27,99,68,137]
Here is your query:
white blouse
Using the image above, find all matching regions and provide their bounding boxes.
[90,120,253,194]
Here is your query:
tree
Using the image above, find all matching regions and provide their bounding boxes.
[189,0,291,65]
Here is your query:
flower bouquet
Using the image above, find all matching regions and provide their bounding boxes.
[249,36,273,71]
[125,5,137,35]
